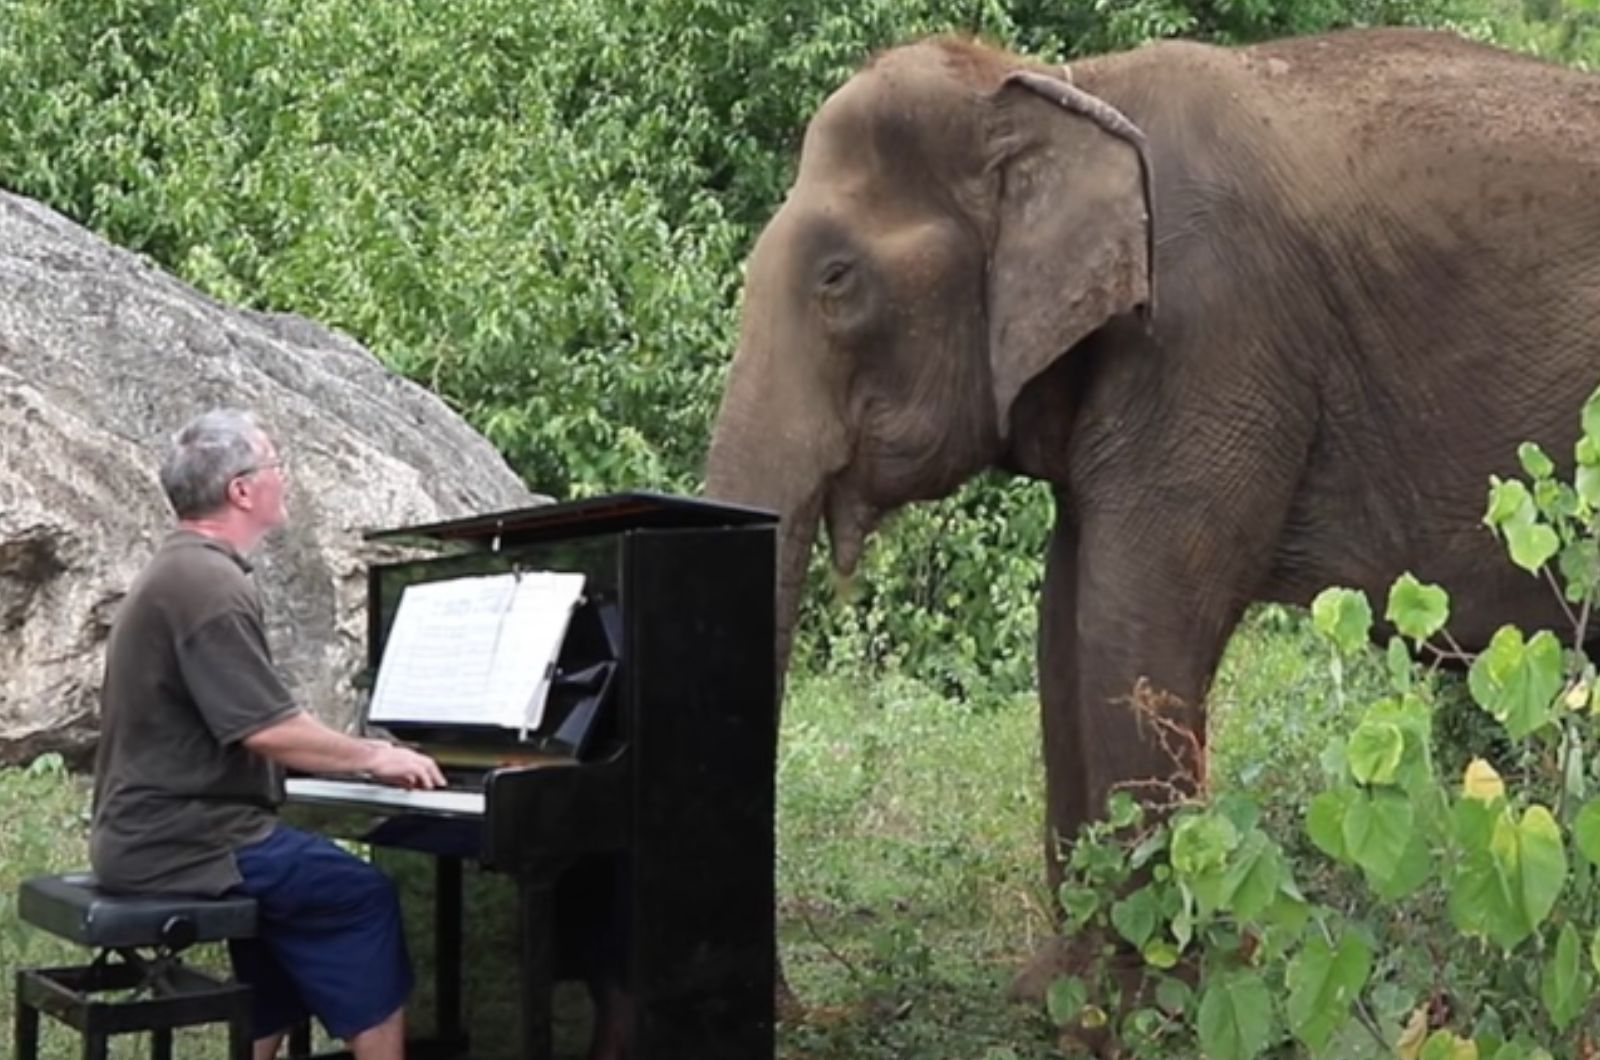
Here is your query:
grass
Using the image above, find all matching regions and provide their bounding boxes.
[774,671,1055,1059]
[0,606,1358,1059]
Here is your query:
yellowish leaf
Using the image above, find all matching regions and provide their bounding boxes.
[1425,1030,1479,1059]
[1462,758,1506,802]
[1397,1005,1430,1060]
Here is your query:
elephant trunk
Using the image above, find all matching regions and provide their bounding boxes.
[771,493,822,691]
[705,427,826,717]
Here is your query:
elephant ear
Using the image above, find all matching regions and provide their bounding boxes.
[986,70,1155,437]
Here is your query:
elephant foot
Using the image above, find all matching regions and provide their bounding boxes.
[1009,933,1168,1058]
[1006,934,1103,1004]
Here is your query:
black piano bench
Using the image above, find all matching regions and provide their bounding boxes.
[12,872,257,1060]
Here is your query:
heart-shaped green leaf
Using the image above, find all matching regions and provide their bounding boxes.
[1311,588,1373,655]
[1573,799,1600,867]
[1348,720,1405,785]
[1452,804,1567,950]
[1286,930,1372,1054]
[1307,789,1353,861]
[1485,477,1535,529]
[1142,939,1180,969]
[1198,972,1272,1060]
[1371,830,1431,900]
[1540,922,1589,1031]
[1505,521,1559,573]
[1583,383,1600,445]
[1046,976,1087,1026]
[1343,789,1414,884]
[1111,887,1160,949]
[1577,464,1600,508]
[1171,813,1238,878]
[1220,831,1281,921]
[1418,1030,1480,1059]
[1386,573,1450,644]
[1468,627,1564,739]
[1518,441,1555,480]
[1558,540,1599,603]
[1503,806,1567,936]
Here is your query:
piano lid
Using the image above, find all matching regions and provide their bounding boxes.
[363,490,778,549]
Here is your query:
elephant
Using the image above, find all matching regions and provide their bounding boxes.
[703,26,1600,907]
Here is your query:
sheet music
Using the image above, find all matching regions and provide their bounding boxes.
[367,571,586,731]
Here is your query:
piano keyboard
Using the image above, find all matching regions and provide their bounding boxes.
[284,777,485,817]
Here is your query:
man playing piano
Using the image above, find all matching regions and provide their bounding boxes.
[90,408,448,1060]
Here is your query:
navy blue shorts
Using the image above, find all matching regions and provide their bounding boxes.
[227,824,413,1041]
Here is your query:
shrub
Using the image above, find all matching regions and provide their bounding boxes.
[1045,385,1600,1057]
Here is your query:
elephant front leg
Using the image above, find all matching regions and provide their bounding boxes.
[1038,502,1091,890]
[1012,501,1249,1006]
[1040,503,1250,880]
[1008,505,1095,1006]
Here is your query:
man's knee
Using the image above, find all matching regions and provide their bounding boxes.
[317,843,401,914]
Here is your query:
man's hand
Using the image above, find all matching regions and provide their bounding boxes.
[243,710,450,787]
[365,740,447,790]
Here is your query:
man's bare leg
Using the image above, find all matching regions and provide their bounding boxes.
[252,1032,286,1060]
[348,1006,406,1060]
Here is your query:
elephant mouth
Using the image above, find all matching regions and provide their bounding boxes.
[823,482,879,578]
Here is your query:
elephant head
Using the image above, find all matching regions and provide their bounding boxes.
[705,38,1154,684]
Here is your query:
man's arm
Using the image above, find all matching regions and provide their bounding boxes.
[242,710,447,789]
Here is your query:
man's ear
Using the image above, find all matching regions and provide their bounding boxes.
[986,70,1154,440]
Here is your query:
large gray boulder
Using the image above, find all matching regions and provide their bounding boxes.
[0,191,538,763]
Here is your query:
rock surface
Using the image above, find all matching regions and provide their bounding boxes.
[0,191,538,763]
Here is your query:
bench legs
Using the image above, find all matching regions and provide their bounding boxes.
[232,1009,254,1060]
[13,957,252,1060]
[289,1018,313,1056]
[14,971,40,1059]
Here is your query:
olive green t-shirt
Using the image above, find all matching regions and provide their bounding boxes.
[90,530,300,895]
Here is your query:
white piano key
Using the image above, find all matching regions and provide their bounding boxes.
[284,777,485,817]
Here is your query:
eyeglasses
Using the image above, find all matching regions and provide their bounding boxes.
[235,458,287,480]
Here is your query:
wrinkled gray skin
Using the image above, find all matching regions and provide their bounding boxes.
[705,29,1600,891]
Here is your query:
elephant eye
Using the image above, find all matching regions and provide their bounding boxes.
[818,260,853,291]
[813,255,874,338]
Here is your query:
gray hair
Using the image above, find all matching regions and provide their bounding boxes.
[159,408,270,518]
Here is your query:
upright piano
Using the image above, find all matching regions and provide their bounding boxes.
[281,492,778,1059]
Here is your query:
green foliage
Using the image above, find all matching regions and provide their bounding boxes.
[1043,384,1600,1056]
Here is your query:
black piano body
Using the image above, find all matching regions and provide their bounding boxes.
[282,492,778,1059]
